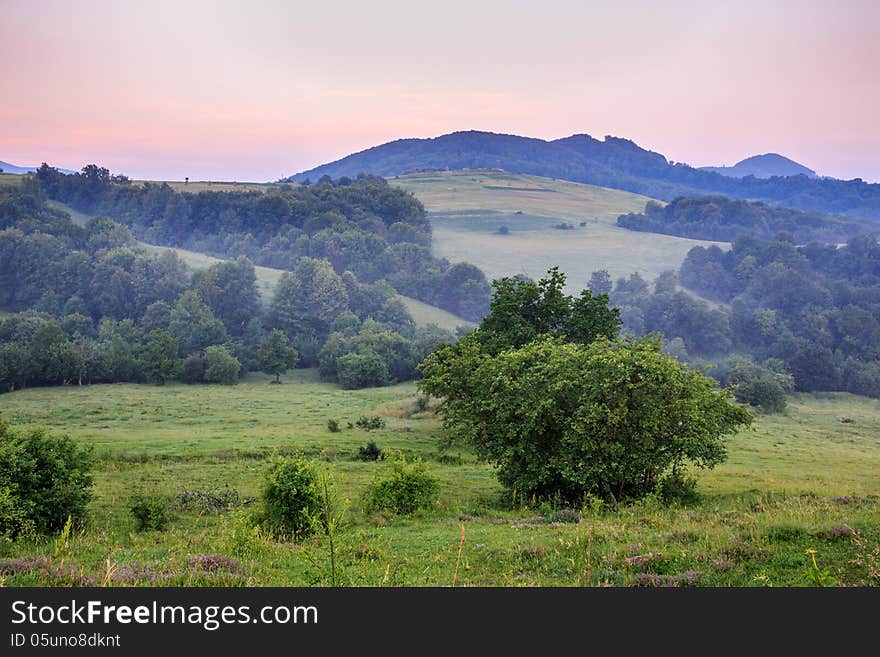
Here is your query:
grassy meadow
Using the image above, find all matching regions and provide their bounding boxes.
[391,170,729,291]
[1,376,877,587]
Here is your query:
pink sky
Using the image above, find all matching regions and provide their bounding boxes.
[1,0,878,182]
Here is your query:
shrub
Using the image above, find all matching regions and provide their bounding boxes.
[337,350,389,389]
[727,359,789,413]
[180,354,207,383]
[355,415,386,431]
[357,441,383,461]
[657,471,701,505]
[0,420,93,537]
[257,454,321,540]
[363,458,439,515]
[733,375,787,413]
[129,492,171,531]
[327,419,340,433]
[175,488,242,513]
[204,345,241,384]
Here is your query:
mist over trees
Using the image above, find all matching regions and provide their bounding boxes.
[618,196,869,243]
[594,231,880,401]
[32,164,491,321]
[0,184,457,392]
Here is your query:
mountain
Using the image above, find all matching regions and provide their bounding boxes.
[700,153,816,179]
[0,160,76,175]
[283,131,880,221]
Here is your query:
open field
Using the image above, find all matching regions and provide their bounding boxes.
[134,180,273,193]
[392,170,729,291]
[1,378,877,586]
[0,173,23,188]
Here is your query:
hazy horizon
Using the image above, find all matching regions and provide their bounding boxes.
[2,0,878,183]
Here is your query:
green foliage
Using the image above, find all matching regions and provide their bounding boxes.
[657,470,701,505]
[175,487,242,513]
[732,374,787,413]
[168,290,227,357]
[180,354,207,383]
[257,454,321,540]
[363,458,439,515]
[337,350,389,389]
[618,195,866,243]
[355,415,386,431]
[420,335,752,504]
[357,441,384,461]
[194,256,261,336]
[476,267,620,355]
[0,420,93,536]
[257,329,298,383]
[140,329,182,385]
[129,491,172,531]
[326,419,340,433]
[203,344,241,385]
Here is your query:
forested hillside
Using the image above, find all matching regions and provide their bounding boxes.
[615,232,880,398]
[0,184,457,393]
[33,164,491,322]
[617,196,869,243]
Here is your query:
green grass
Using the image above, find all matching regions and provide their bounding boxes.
[396,296,475,332]
[391,170,729,291]
[1,378,877,587]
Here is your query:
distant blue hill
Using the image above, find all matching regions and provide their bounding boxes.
[0,160,76,175]
[700,153,816,179]
[283,130,880,221]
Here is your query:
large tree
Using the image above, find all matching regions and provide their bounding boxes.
[258,329,298,384]
[476,267,621,355]
[140,329,182,385]
[420,335,752,505]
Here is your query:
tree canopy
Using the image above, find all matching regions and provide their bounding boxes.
[418,268,752,504]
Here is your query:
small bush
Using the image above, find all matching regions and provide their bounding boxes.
[180,354,207,384]
[175,488,242,513]
[129,492,171,531]
[357,441,383,461]
[355,415,386,431]
[657,471,701,505]
[257,454,321,540]
[0,421,93,537]
[363,458,439,515]
[327,419,340,433]
[549,508,581,524]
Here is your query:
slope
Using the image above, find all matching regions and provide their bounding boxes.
[284,130,880,220]
[391,170,728,293]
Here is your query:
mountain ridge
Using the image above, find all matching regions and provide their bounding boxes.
[282,130,880,220]
[700,153,816,179]
[0,160,76,175]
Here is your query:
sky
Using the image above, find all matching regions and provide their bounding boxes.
[1,0,878,182]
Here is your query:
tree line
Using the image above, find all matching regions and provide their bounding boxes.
[581,232,880,402]
[32,165,491,321]
[617,195,870,243]
[0,185,457,393]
